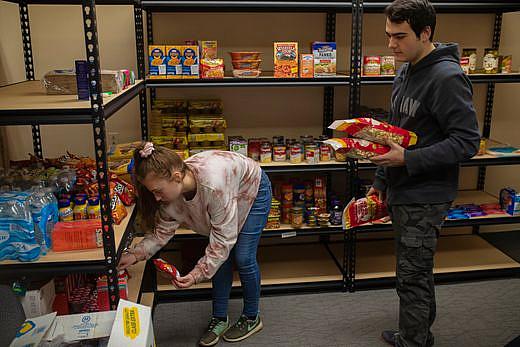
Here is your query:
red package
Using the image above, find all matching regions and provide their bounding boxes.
[343,194,388,229]
[110,173,136,206]
[153,258,180,279]
[324,138,390,160]
[329,118,417,148]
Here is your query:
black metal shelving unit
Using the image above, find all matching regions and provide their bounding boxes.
[346,0,520,292]
[0,0,146,310]
[139,0,357,302]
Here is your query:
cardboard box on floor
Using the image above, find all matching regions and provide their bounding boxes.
[19,279,56,319]
[9,299,154,347]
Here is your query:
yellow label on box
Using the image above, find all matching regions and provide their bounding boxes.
[123,307,140,340]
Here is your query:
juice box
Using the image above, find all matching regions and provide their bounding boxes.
[199,40,218,59]
[300,53,314,78]
[312,42,337,77]
[165,45,183,79]
[182,45,199,79]
[149,45,166,79]
[274,42,298,78]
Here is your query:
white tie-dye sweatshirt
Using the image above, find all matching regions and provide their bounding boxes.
[128,150,262,283]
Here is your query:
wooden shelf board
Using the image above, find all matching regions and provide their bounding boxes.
[139,292,155,308]
[157,243,343,291]
[0,204,134,266]
[356,234,520,280]
[175,222,340,236]
[260,160,347,167]
[126,236,145,303]
[0,80,143,111]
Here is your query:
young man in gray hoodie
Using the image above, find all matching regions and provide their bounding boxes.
[367,0,481,346]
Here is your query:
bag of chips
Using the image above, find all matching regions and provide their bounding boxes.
[324,138,389,160]
[329,118,417,148]
[153,258,180,279]
[343,194,388,229]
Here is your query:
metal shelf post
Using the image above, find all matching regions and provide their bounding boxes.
[134,0,149,140]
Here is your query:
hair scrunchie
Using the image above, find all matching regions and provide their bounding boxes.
[139,142,155,158]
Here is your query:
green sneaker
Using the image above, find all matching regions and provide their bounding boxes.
[223,315,263,343]
[199,317,229,347]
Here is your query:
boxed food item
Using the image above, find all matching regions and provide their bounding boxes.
[199,40,218,59]
[182,45,199,78]
[165,45,183,78]
[19,279,56,319]
[312,42,337,77]
[200,58,225,79]
[300,53,314,78]
[329,118,417,148]
[324,138,390,160]
[500,187,520,216]
[343,194,388,229]
[188,133,225,147]
[43,69,125,95]
[380,55,396,75]
[229,136,248,156]
[107,300,155,347]
[149,45,167,79]
[189,115,227,133]
[153,98,188,114]
[274,42,298,78]
[188,100,223,114]
[150,135,188,150]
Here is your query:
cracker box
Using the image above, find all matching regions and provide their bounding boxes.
[500,188,520,216]
[148,45,166,79]
[312,42,337,77]
[182,45,199,79]
[199,40,218,59]
[274,42,298,78]
[165,45,183,79]
[300,53,314,78]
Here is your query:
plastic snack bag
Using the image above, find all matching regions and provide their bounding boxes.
[343,194,388,229]
[153,258,180,279]
[324,138,390,160]
[329,118,417,148]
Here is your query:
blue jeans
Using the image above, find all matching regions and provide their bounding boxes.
[212,170,271,318]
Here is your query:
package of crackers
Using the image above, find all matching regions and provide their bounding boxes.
[343,194,388,229]
[323,138,390,160]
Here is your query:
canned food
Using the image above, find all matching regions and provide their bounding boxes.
[290,207,304,228]
[273,144,286,162]
[363,56,381,76]
[462,48,477,74]
[272,135,285,145]
[290,142,303,163]
[460,56,470,74]
[483,48,499,74]
[260,142,272,163]
[380,56,395,75]
[501,55,512,73]
[305,144,319,164]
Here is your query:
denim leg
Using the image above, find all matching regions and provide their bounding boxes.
[234,171,271,317]
[212,251,234,318]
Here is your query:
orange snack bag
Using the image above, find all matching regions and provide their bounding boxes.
[343,195,388,229]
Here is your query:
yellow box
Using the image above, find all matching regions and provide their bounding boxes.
[182,45,199,79]
[274,42,298,78]
[165,45,183,79]
[148,45,166,79]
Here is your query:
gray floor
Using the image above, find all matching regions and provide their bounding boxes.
[154,278,520,347]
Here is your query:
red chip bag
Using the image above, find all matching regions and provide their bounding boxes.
[110,177,135,206]
[153,258,180,279]
[324,138,390,160]
[110,194,127,225]
[343,194,388,229]
[329,118,417,148]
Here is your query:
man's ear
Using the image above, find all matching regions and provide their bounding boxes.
[421,26,432,42]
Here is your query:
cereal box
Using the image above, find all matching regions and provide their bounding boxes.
[182,45,199,79]
[312,42,336,77]
[199,40,218,59]
[165,46,183,79]
[274,42,298,78]
[300,53,314,78]
[149,45,166,79]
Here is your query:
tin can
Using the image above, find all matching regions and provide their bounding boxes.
[300,135,314,145]
[460,56,470,74]
[363,56,381,76]
[380,55,395,75]
[462,48,477,74]
[305,144,319,164]
[260,142,272,163]
[483,48,499,74]
[272,135,284,145]
[273,144,287,162]
[286,138,295,160]
[290,142,303,163]
[290,207,304,228]
[501,55,512,73]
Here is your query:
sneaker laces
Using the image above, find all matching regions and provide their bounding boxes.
[208,317,221,331]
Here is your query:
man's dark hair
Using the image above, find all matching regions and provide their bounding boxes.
[385,0,436,42]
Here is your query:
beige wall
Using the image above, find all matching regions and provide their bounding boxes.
[0,6,518,208]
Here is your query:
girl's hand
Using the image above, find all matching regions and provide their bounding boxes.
[172,273,196,289]
[117,252,137,271]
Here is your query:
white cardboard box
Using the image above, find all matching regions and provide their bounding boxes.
[108,299,155,347]
[44,310,117,343]
[19,279,56,319]
[9,312,57,347]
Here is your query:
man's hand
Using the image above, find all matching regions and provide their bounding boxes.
[370,140,405,167]
[366,186,385,202]
[172,273,196,289]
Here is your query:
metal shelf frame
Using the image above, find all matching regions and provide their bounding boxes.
[0,0,146,309]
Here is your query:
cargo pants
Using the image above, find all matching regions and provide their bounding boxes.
[389,203,452,347]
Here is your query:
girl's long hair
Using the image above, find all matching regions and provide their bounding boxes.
[132,142,186,229]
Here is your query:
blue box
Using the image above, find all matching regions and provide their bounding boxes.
[500,187,520,216]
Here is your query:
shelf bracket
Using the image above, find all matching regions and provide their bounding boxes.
[135,0,149,140]
[323,12,336,137]
[82,0,119,310]
[146,9,156,102]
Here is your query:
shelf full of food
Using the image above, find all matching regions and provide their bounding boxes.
[0,153,137,277]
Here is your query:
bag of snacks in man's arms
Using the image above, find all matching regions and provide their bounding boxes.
[343,194,389,229]
[329,117,417,148]
[324,138,389,161]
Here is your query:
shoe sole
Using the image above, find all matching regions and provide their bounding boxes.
[199,326,230,347]
[222,320,263,343]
